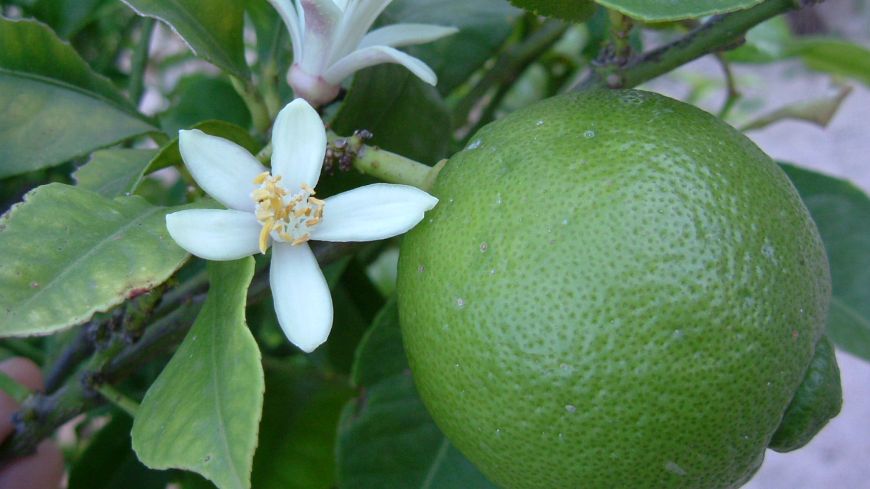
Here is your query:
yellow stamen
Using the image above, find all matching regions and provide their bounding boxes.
[253,172,270,184]
[258,218,273,254]
[301,183,316,195]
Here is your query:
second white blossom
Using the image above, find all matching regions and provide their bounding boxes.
[269,0,458,106]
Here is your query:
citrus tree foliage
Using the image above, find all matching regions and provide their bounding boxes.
[0,0,868,488]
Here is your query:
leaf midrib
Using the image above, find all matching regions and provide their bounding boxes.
[7,202,162,321]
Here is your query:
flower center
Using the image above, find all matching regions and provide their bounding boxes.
[252,172,325,253]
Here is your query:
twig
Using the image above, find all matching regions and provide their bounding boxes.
[453,19,568,130]
[577,0,821,90]
[715,52,741,119]
[44,326,94,393]
[128,18,155,106]
[0,242,349,462]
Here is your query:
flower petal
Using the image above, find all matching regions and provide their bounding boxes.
[179,129,266,212]
[270,243,333,352]
[311,183,438,242]
[326,0,391,64]
[271,99,327,190]
[359,24,458,50]
[268,0,304,60]
[166,209,262,260]
[297,0,342,75]
[324,45,438,86]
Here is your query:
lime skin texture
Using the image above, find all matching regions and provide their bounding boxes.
[397,89,836,489]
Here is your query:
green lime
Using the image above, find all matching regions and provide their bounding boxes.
[397,89,838,489]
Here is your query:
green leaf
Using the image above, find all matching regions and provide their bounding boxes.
[336,300,496,488]
[509,0,596,22]
[337,375,497,489]
[351,297,406,387]
[251,361,353,489]
[32,0,109,38]
[788,38,870,87]
[0,18,155,178]
[594,0,763,21]
[0,184,201,336]
[160,75,252,135]
[147,120,260,173]
[331,65,451,164]
[0,17,136,109]
[379,0,521,94]
[739,86,852,132]
[69,414,171,489]
[132,258,264,489]
[782,164,870,361]
[121,0,249,78]
[73,149,157,198]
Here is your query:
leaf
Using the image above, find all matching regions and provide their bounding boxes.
[68,414,172,489]
[331,65,451,164]
[147,120,260,173]
[782,164,870,361]
[740,86,852,132]
[132,258,264,489]
[160,75,252,135]
[73,149,157,198]
[378,0,521,95]
[336,300,496,488]
[351,296,406,387]
[251,361,353,489]
[509,0,597,22]
[337,375,497,489]
[32,0,109,38]
[0,183,203,336]
[594,0,764,22]
[788,38,870,87]
[121,0,249,79]
[0,18,155,178]
[0,17,136,109]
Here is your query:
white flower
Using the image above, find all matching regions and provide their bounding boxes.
[268,0,458,106]
[165,99,438,352]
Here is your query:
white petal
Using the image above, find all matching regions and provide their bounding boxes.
[268,0,304,61]
[166,210,262,260]
[270,99,327,190]
[359,24,458,50]
[270,243,333,352]
[326,0,391,64]
[179,130,266,212]
[297,0,342,75]
[311,183,438,242]
[324,45,437,86]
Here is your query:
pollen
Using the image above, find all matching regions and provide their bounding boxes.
[251,173,324,253]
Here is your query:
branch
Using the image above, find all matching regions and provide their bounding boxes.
[577,0,820,90]
[0,242,347,463]
[453,19,568,130]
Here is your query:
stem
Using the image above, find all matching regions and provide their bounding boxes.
[453,19,568,128]
[93,384,139,417]
[231,76,271,133]
[326,133,440,190]
[0,242,348,462]
[44,326,94,393]
[577,0,817,90]
[715,53,741,119]
[128,18,155,106]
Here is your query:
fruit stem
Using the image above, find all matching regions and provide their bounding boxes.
[576,0,820,90]
[326,132,442,191]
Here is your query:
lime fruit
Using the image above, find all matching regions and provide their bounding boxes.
[397,89,840,489]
